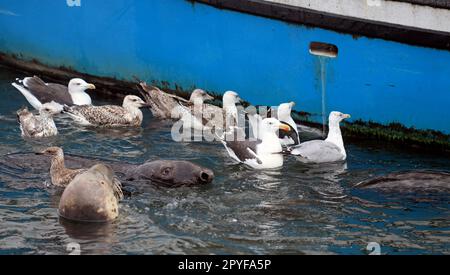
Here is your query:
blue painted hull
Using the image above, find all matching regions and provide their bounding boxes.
[1,0,449,133]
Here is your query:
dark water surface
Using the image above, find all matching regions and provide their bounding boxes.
[0,66,448,255]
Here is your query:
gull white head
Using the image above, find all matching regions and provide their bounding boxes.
[39,101,63,117]
[223,91,241,107]
[190,89,214,105]
[329,111,351,125]
[68,78,96,94]
[122,95,148,109]
[278,102,295,122]
[68,78,95,105]
[260,118,291,137]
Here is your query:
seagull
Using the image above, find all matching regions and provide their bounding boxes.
[176,90,242,132]
[63,95,148,127]
[222,91,241,127]
[138,83,190,119]
[38,147,87,187]
[12,76,96,110]
[277,102,300,146]
[219,118,291,169]
[138,83,242,128]
[290,111,351,163]
[247,102,299,146]
[38,147,123,200]
[174,89,221,131]
[17,101,63,138]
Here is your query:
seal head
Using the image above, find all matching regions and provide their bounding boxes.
[125,160,214,187]
[59,164,123,223]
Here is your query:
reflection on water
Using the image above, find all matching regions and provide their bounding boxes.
[0,66,449,255]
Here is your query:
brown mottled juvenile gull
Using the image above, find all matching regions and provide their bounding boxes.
[138,83,242,131]
[63,95,148,127]
[138,82,188,119]
[12,76,96,110]
[138,83,220,119]
[174,89,221,131]
[39,147,124,199]
[17,101,63,138]
[290,111,350,163]
[175,90,242,132]
[39,147,87,187]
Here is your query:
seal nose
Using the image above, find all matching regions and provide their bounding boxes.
[199,170,214,184]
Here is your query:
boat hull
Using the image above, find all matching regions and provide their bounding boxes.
[0,0,449,133]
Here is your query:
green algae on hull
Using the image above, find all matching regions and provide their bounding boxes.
[341,120,450,154]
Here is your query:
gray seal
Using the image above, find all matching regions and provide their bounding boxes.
[0,152,214,188]
[355,171,450,193]
[59,164,123,222]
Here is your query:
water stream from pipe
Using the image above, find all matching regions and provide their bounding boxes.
[319,56,328,137]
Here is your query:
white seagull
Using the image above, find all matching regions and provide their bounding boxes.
[219,118,291,169]
[277,102,300,146]
[290,111,350,163]
[247,102,299,146]
[12,76,95,110]
[222,91,241,127]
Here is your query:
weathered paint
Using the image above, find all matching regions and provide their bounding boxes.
[193,0,450,50]
[266,0,450,33]
[0,0,450,134]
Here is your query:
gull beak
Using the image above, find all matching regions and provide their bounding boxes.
[289,102,296,108]
[279,123,291,132]
[86,83,96,90]
[205,94,215,101]
[343,114,351,119]
[36,149,46,155]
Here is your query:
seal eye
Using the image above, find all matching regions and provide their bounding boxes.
[161,167,172,176]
